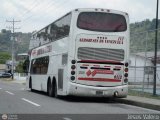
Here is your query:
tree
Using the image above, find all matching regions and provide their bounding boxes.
[15,61,24,73]
[0,52,11,64]
[1,29,6,33]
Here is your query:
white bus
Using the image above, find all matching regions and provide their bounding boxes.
[26,8,130,98]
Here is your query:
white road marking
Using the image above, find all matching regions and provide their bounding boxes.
[5,91,14,95]
[63,117,72,120]
[21,98,40,107]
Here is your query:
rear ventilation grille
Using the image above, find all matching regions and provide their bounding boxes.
[78,47,124,61]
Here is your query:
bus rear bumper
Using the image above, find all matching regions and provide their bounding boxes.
[68,82,128,98]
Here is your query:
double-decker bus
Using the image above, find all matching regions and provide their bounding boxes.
[26,8,130,98]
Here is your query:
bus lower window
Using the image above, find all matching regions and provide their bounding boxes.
[30,56,49,74]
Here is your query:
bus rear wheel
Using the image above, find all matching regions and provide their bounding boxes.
[29,78,33,92]
[53,82,58,98]
[48,81,53,97]
[48,79,59,98]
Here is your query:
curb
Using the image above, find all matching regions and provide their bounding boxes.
[0,78,14,82]
[13,81,26,84]
[114,98,160,111]
[11,80,26,84]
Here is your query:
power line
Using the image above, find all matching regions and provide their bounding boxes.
[24,0,68,22]
[22,0,57,22]
[6,19,21,32]
[39,0,71,20]
[6,19,21,79]
[20,0,41,18]
[5,0,26,18]
[22,0,71,30]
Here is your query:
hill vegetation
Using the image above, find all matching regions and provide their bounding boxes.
[0,29,31,58]
[0,52,11,64]
[130,18,160,53]
[0,18,160,57]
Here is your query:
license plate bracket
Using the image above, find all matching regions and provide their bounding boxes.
[96,91,103,95]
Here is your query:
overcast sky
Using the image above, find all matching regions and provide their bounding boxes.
[0,0,158,33]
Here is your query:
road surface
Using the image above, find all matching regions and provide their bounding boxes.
[0,79,159,120]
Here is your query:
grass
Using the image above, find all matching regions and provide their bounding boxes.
[0,77,14,81]
[128,89,160,100]
[0,78,26,87]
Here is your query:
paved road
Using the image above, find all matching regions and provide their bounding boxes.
[0,79,159,119]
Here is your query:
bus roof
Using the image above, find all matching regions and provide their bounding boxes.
[32,8,128,36]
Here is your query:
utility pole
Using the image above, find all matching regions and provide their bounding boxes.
[6,19,21,79]
[153,0,159,95]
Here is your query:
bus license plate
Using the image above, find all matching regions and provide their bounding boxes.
[96,91,103,95]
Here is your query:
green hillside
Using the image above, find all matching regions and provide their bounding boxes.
[0,19,160,55]
[0,29,31,55]
[130,19,160,53]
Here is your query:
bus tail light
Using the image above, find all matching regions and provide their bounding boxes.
[124,73,128,77]
[124,68,128,72]
[125,62,129,67]
[101,9,104,11]
[71,60,76,64]
[107,9,110,12]
[71,60,76,81]
[71,76,75,81]
[71,71,75,75]
[124,78,128,83]
[124,62,128,83]
[71,65,76,69]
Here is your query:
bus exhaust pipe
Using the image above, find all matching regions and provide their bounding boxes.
[114,91,118,97]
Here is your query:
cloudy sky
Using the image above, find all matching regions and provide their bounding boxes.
[0,0,157,33]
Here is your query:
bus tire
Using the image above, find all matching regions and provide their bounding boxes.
[52,78,59,98]
[29,77,33,92]
[53,82,58,98]
[48,79,53,97]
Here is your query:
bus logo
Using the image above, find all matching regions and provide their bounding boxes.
[79,37,124,44]
[86,70,114,77]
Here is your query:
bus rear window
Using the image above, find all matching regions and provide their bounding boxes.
[77,12,127,32]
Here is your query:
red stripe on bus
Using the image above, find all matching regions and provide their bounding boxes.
[104,66,111,68]
[93,65,100,67]
[115,66,121,68]
[82,64,89,66]
[78,78,121,82]
[80,60,121,64]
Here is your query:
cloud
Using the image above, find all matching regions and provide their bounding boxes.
[73,0,156,22]
[2,1,18,17]
[0,0,158,32]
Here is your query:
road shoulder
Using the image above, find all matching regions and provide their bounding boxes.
[114,95,160,111]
